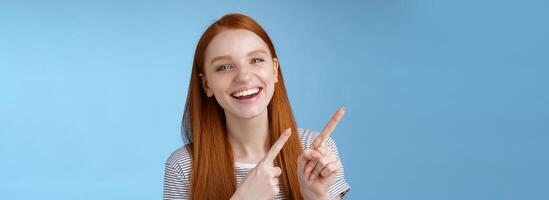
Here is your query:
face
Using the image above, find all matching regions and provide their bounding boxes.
[202,29,279,119]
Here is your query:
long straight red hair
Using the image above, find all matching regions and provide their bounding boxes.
[181,13,304,199]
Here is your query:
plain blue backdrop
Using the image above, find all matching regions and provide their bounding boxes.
[1,0,548,199]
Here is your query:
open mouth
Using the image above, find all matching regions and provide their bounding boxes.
[230,87,262,100]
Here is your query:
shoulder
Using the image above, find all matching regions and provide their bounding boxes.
[165,144,193,178]
[163,145,192,198]
[297,128,319,149]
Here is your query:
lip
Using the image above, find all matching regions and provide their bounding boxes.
[230,86,263,96]
[230,87,263,105]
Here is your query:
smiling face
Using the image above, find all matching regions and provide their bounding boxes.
[201,29,279,119]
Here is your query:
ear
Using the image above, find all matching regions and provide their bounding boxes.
[273,58,279,83]
[199,73,214,97]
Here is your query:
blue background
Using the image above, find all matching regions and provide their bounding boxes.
[1,0,548,199]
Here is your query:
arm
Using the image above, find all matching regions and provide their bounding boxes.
[163,163,190,200]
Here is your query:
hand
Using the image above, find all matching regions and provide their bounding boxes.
[298,108,346,200]
[231,128,291,200]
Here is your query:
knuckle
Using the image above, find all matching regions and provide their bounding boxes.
[318,146,330,156]
[328,164,337,172]
[303,149,312,155]
[326,148,334,156]
[321,169,329,177]
[320,158,329,166]
[314,165,322,174]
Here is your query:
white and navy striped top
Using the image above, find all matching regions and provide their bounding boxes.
[164,128,350,199]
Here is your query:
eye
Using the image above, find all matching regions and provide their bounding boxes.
[216,64,232,72]
[250,58,264,64]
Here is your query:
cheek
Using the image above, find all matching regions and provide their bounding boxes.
[258,68,277,100]
[258,67,276,83]
[208,76,232,95]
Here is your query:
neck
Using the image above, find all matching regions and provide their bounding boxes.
[225,110,270,164]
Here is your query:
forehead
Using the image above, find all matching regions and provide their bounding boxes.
[205,29,271,62]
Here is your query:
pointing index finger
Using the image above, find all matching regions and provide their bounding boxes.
[313,107,346,149]
[262,128,292,164]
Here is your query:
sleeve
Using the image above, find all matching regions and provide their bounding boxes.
[325,136,351,199]
[163,162,190,200]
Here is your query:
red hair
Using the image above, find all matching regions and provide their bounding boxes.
[181,13,304,199]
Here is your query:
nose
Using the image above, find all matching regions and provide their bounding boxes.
[234,64,253,83]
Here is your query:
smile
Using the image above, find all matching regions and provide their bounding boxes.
[230,87,262,100]
[231,87,263,104]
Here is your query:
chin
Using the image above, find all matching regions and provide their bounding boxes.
[231,106,267,119]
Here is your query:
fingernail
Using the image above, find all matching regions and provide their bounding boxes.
[305,166,312,173]
[285,128,292,136]
[312,151,321,158]
[310,174,316,181]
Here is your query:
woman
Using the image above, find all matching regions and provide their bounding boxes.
[164,13,350,200]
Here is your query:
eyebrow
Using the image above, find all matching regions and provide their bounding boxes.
[209,49,269,65]
[247,49,268,57]
[210,55,232,65]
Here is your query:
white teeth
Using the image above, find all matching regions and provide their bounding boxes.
[232,87,260,97]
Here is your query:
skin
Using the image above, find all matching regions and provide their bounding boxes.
[298,108,345,200]
[201,29,343,200]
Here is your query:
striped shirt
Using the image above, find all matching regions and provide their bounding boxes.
[164,128,351,199]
